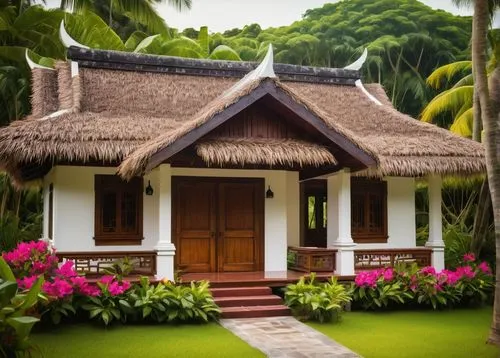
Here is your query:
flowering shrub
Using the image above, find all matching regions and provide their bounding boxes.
[2,241,220,327]
[352,254,494,310]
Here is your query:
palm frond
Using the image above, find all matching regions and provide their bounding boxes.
[113,0,169,36]
[450,107,473,138]
[426,61,472,89]
[420,85,473,123]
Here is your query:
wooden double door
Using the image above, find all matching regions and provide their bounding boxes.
[173,177,264,273]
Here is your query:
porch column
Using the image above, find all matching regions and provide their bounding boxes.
[425,175,445,271]
[327,169,356,275]
[155,164,176,280]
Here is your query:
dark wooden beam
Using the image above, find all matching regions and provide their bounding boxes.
[68,47,360,85]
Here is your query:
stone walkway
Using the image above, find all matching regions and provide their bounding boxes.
[220,316,360,358]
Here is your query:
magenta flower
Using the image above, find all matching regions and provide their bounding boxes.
[17,275,38,290]
[383,268,394,281]
[457,266,476,279]
[99,275,115,285]
[56,261,77,278]
[463,253,476,262]
[42,278,74,298]
[478,261,492,274]
[420,266,436,276]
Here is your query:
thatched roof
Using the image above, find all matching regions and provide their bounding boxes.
[196,138,337,167]
[0,48,486,184]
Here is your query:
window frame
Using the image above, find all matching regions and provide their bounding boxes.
[350,177,388,244]
[94,175,143,246]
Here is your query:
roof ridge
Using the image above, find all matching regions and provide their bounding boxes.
[67,47,359,85]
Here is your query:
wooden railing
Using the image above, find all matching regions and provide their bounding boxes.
[354,248,432,270]
[56,251,157,276]
[288,246,337,272]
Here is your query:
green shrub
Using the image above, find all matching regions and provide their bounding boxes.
[0,257,43,357]
[123,277,220,323]
[284,273,351,323]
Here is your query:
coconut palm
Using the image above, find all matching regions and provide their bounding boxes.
[59,0,191,37]
[460,0,500,345]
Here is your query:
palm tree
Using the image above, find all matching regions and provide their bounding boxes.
[464,0,500,345]
[59,0,191,36]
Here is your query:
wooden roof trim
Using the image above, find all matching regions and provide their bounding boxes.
[144,80,376,173]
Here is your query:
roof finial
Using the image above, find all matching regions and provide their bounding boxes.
[25,49,54,71]
[344,48,368,71]
[59,20,89,49]
[254,44,276,78]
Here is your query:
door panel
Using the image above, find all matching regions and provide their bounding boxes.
[218,182,263,272]
[173,178,263,273]
[174,181,216,272]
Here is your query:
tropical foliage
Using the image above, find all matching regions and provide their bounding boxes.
[284,273,351,323]
[2,241,220,328]
[0,256,43,357]
[352,256,493,310]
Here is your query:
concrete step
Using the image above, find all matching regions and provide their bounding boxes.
[215,295,283,307]
[221,305,291,319]
[211,286,272,298]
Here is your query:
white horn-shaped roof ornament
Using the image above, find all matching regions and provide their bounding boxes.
[25,49,54,71]
[59,20,89,49]
[220,44,276,99]
[254,44,276,78]
[344,48,368,71]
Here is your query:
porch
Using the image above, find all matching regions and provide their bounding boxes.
[56,246,433,286]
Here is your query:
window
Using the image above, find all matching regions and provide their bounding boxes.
[94,175,143,246]
[351,178,387,243]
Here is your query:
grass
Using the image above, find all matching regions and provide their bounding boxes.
[309,307,500,358]
[32,323,264,358]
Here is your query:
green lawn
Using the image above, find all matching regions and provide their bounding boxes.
[309,307,500,358]
[32,323,264,358]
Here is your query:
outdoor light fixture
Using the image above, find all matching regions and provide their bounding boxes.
[145,181,154,196]
[266,186,274,199]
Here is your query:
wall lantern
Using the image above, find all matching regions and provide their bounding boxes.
[145,181,154,196]
[266,185,274,199]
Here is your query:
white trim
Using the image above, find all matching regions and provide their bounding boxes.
[344,48,368,71]
[25,50,54,71]
[71,61,79,77]
[355,79,382,106]
[59,20,89,49]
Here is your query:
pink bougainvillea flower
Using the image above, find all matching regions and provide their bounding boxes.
[55,260,77,278]
[478,261,492,274]
[463,253,476,262]
[457,266,476,279]
[99,275,115,285]
[383,268,394,281]
[42,277,74,298]
[420,266,436,276]
[17,275,38,290]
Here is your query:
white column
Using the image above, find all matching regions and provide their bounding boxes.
[327,169,356,275]
[155,164,176,280]
[425,175,445,271]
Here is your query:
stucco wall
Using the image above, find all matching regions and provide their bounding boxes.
[49,166,300,272]
[49,166,159,252]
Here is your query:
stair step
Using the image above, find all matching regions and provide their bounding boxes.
[221,305,291,319]
[215,295,283,307]
[211,286,272,298]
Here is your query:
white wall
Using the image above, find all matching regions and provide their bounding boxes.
[170,168,293,272]
[355,176,416,249]
[51,166,159,252]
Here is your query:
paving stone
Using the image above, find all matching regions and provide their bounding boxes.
[220,316,360,358]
